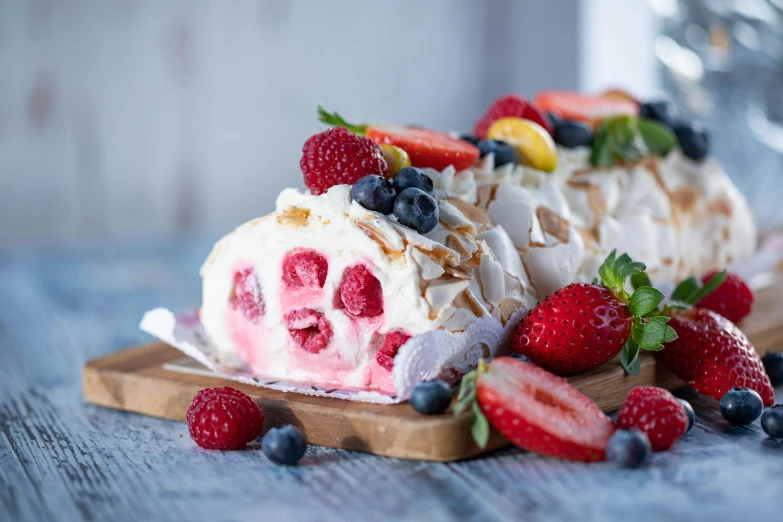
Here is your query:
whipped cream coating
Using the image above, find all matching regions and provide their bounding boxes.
[429,147,757,297]
[200,184,531,394]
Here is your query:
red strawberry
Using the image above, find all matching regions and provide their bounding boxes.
[317,105,479,172]
[616,386,688,451]
[187,387,264,450]
[456,358,615,461]
[376,330,411,372]
[696,271,755,324]
[473,94,553,139]
[512,250,675,375]
[300,127,388,195]
[654,308,774,406]
[535,91,638,127]
[365,125,480,172]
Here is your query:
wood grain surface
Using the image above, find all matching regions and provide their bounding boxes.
[2,237,783,522]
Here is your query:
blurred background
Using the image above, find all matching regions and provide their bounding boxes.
[0,0,781,247]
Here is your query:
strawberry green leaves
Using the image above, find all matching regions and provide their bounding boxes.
[453,362,490,448]
[591,116,677,167]
[597,250,678,375]
[317,105,368,136]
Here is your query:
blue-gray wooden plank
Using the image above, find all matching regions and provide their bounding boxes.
[0,238,782,522]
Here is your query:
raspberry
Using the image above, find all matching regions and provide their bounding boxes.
[697,271,755,324]
[338,264,383,318]
[282,250,328,289]
[186,387,264,450]
[231,268,265,322]
[376,330,411,371]
[300,127,388,195]
[286,308,333,353]
[616,386,688,452]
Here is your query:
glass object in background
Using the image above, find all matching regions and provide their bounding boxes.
[653,0,783,232]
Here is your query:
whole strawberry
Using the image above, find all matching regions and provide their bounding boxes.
[696,271,755,324]
[455,357,615,461]
[616,386,688,452]
[473,94,553,138]
[654,308,774,406]
[187,387,264,450]
[300,127,388,195]
[512,250,676,375]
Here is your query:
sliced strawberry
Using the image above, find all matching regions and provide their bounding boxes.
[459,358,615,462]
[473,94,553,139]
[365,125,479,172]
[535,91,638,126]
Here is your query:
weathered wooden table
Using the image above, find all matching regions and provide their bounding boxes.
[1,237,781,522]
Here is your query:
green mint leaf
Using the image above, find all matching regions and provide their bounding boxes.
[620,338,641,376]
[471,402,490,449]
[633,317,678,351]
[671,277,701,303]
[598,250,618,289]
[687,270,728,305]
[630,286,665,317]
[631,272,652,290]
[317,105,368,135]
[637,118,677,157]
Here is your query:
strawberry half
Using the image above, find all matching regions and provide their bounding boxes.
[512,250,677,375]
[473,94,553,139]
[535,90,638,127]
[317,106,479,172]
[455,358,615,461]
[655,308,774,406]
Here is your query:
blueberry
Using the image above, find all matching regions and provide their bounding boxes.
[639,100,680,129]
[510,353,533,364]
[674,121,709,162]
[680,399,695,433]
[762,352,783,387]
[476,140,518,167]
[459,134,480,146]
[410,379,452,415]
[546,112,562,127]
[606,429,651,469]
[761,405,783,439]
[393,187,439,234]
[553,121,593,148]
[262,425,307,465]
[350,175,396,214]
[720,386,763,425]
[392,167,434,195]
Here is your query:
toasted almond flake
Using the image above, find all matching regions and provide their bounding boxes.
[476,184,498,209]
[567,179,607,219]
[438,201,478,236]
[356,220,405,260]
[445,233,474,260]
[425,278,470,318]
[499,297,525,323]
[277,206,310,227]
[410,247,446,280]
[446,198,493,231]
[670,186,701,212]
[536,206,570,243]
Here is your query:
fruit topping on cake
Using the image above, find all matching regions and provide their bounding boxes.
[473,93,553,139]
[535,90,639,126]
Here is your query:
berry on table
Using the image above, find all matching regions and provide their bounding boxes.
[616,386,689,452]
[376,330,412,372]
[762,352,783,387]
[487,117,558,172]
[350,175,396,214]
[680,399,695,433]
[639,100,680,130]
[339,264,384,318]
[262,425,307,465]
[760,405,783,439]
[696,271,755,324]
[410,380,452,415]
[186,387,264,450]
[300,127,388,195]
[393,187,439,234]
[673,121,709,162]
[720,386,763,426]
[380,144,411,177]
[391,167,434,195]
[282,250,328,289]
[553,120,594,148]
[476,140,518,167]
[473,93,553,139]
[606,429,652,469]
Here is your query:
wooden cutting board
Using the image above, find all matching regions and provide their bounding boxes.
[83,278,783,462]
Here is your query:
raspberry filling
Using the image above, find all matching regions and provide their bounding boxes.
[376,330,411,372]
[231,268,265,323]
[338,264,383,318]
[282,249,328,288]
[285,308,333,354]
